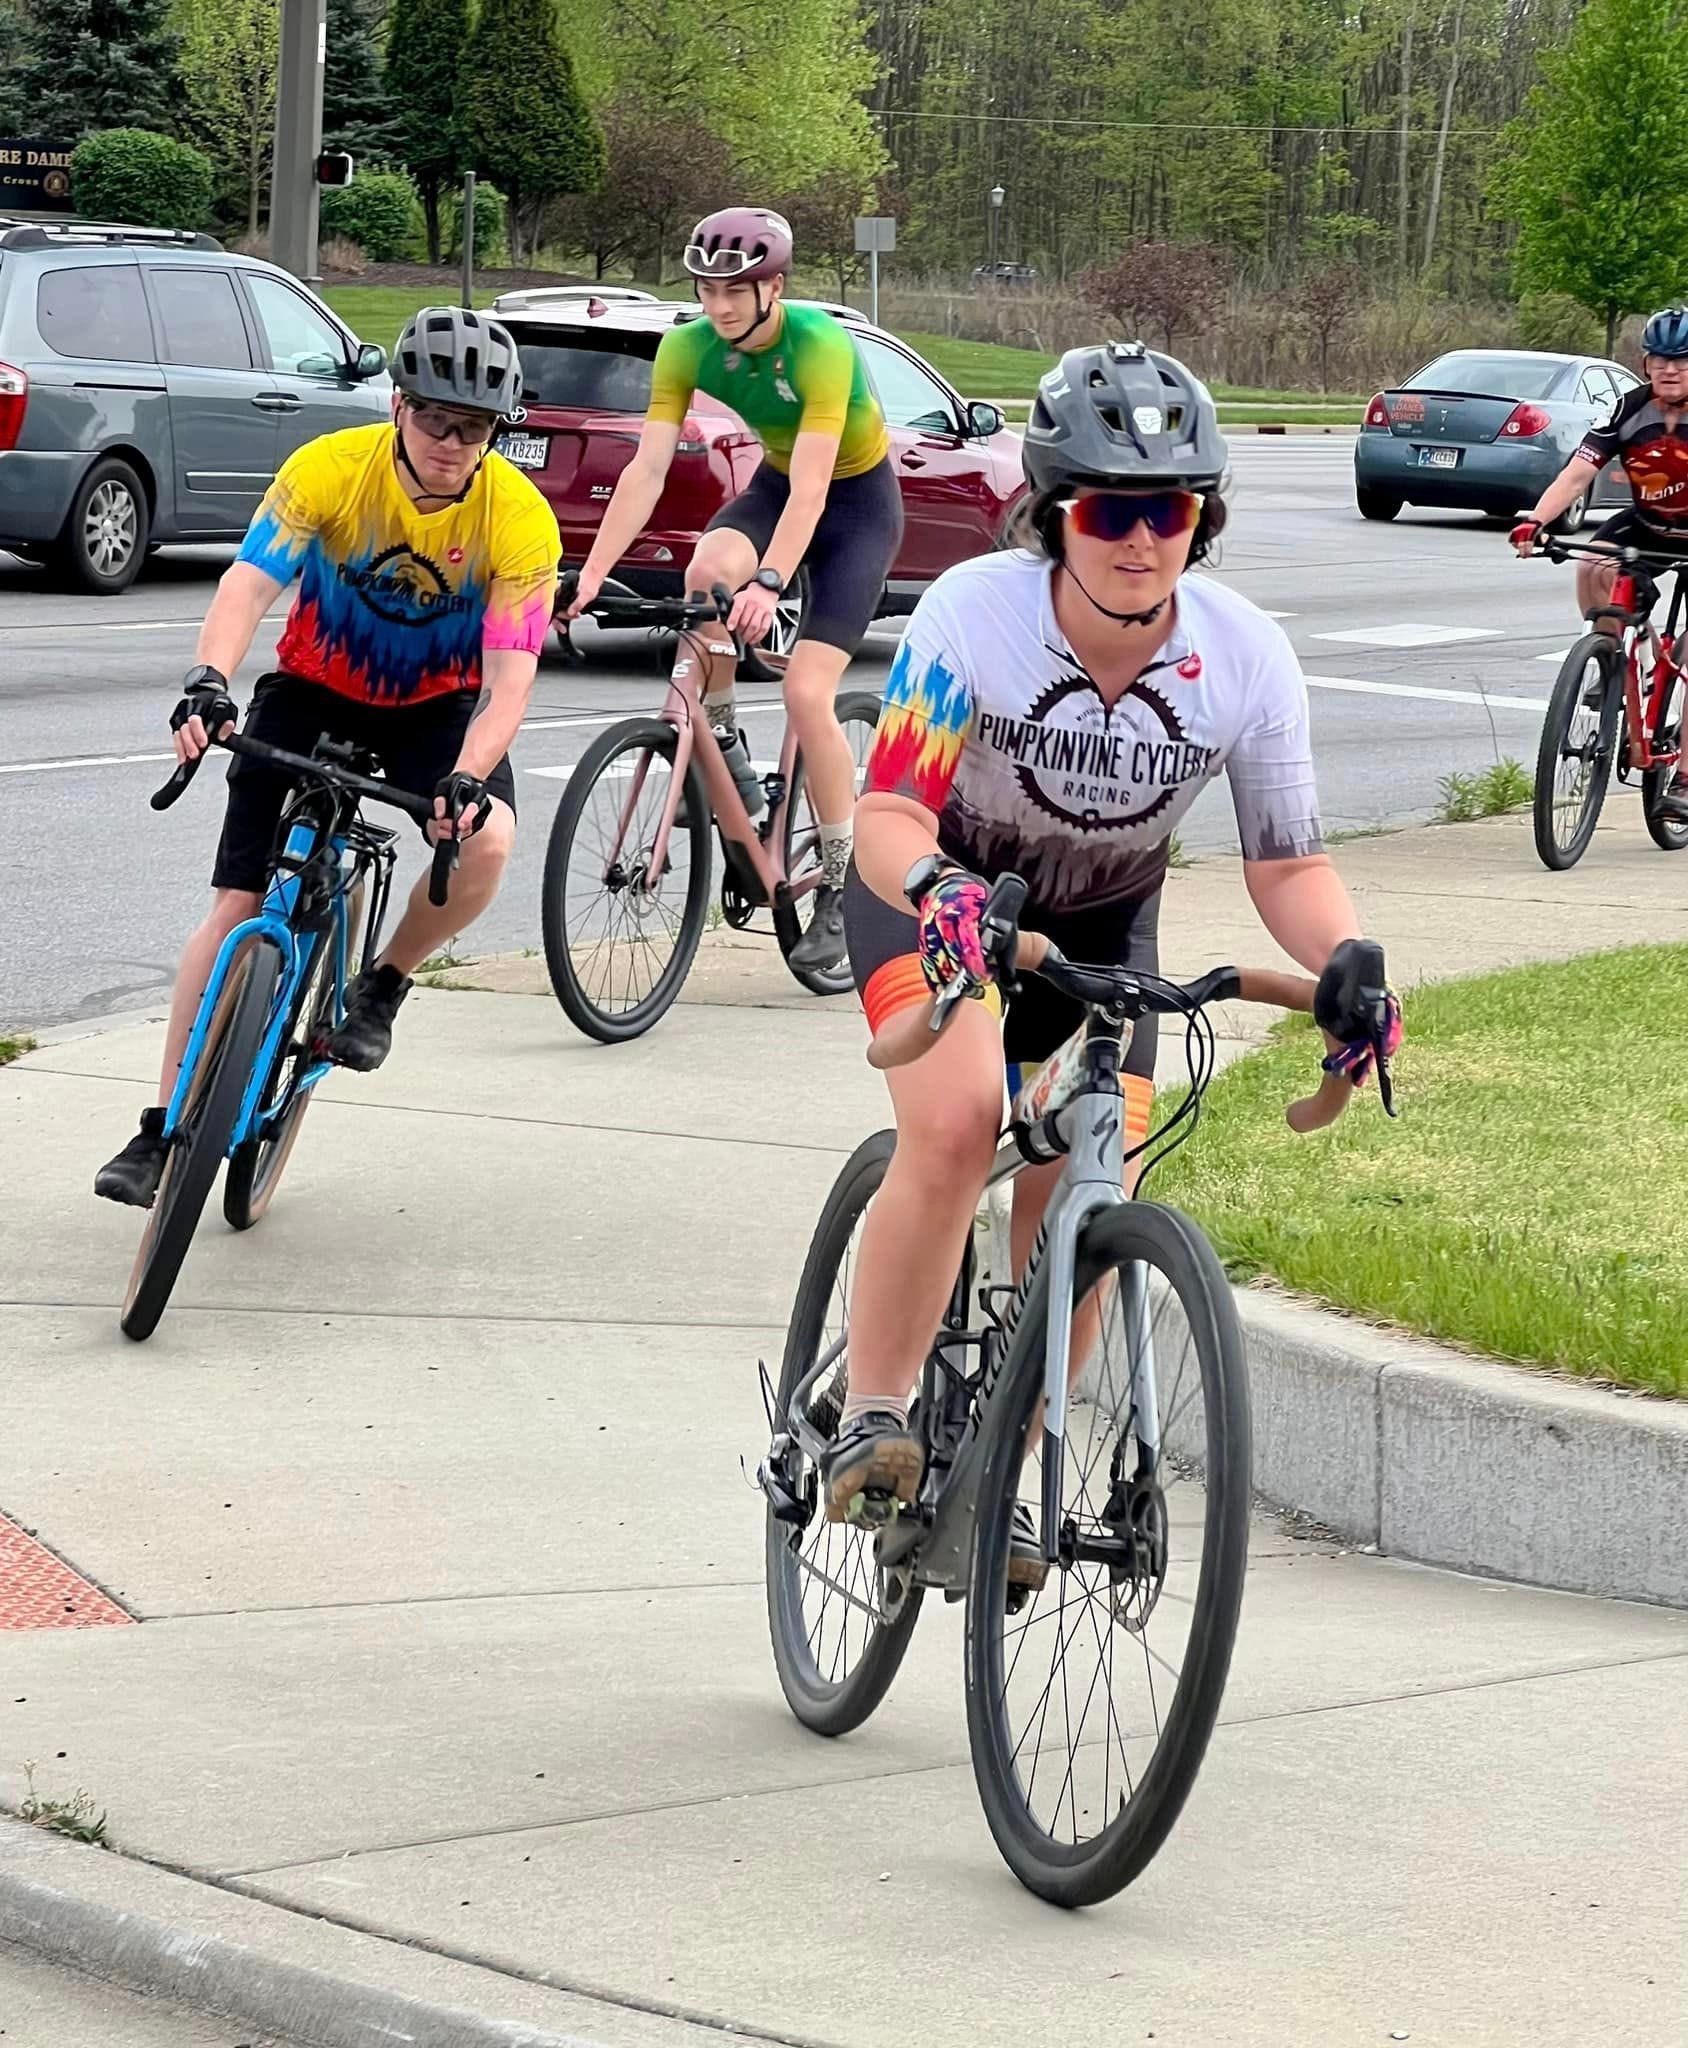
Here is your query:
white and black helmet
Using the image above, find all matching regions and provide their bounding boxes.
[392,305,524,416]
[1023,340,1226,494]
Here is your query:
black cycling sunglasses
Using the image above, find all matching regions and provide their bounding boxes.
[1060,490,1202,542]
[403,398,499,447]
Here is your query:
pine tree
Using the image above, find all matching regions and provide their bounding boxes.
[9,0,180,143]
[458,0,605,265]
[384,0,467,262]
[324,0,402,168]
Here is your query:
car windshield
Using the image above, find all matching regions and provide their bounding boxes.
[510,331,654,411]
[1405,353,1566,400]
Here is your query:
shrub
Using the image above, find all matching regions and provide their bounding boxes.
[71,130,214,233]
[445,182,507,267]
[1516,291,1605,356]
[318,170,425,261]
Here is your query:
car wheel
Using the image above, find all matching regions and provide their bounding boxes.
[1356,488,1403,522]
[740,567,812,683]
[57,457,149,594]
[1548,489,1589,536]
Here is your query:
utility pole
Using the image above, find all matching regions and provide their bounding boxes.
[271,0,327,281]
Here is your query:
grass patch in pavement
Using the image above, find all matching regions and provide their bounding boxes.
[1152,942,1688,1398]
[0,1034,36,1066]
[1437,758,1532,823]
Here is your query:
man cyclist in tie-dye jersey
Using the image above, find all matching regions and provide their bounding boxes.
[95,308,560,1209]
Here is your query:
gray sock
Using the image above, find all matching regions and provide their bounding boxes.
[840,1389,910,1429]
[820,822,853,891]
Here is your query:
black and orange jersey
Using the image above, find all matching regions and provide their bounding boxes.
[1578,384,1688,529]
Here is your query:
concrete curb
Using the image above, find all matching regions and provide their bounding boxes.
[0,1822,604,2048]
[986,1189,1688,1608]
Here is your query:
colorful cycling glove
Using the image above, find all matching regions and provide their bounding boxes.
[917,869,993,996]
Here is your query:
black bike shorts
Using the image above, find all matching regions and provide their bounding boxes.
[1590,508,1688,560]
[705,456,904,655]
[211,674,517,895]
[844,865,1164,1092]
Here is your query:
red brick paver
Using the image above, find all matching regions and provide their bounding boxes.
[0,1511,133,1629]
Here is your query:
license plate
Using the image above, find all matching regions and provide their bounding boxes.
[1417,446,1460,469]
[497,432,548,470]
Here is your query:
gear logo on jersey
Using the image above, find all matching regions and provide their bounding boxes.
[1177,651,1203,681]
[975,670,1222,833]
[337,545,473,629]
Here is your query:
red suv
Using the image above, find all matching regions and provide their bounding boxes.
[489,288,1027,661]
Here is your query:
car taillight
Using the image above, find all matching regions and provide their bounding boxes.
[1363,393,1391,430]
[0,362,26,452]
[1501,402,1552,438]
[676,414,707,455]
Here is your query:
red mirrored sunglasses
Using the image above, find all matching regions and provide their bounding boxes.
[1060,490,1202,541]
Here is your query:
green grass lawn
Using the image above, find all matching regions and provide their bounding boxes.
[1152,943,1688,1399]
[320,285,499,353]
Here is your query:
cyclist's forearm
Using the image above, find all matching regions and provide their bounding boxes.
[1243,853,1362,973]
[1528,457,1599,523]
[195,562,286,679]
[856,794,943,908]
[455,650,536,778]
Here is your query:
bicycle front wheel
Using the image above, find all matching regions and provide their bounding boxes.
[773,688,882,996]
[540,718,712,1043]
[1534,636,1620,870]
[964,1200,1251,1907]
[122,936,280,1341]
[766,1129,925,1735]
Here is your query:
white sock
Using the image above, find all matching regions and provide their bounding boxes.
[840,1389,910,1428]
[820,822,853,891]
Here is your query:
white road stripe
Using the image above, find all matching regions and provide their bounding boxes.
[1314,623,1504,648]
[0,618,204,634]
[0,748,176,775]
[1305,673,1547,712]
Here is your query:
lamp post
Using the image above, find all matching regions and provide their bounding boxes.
[988,182,1005,275]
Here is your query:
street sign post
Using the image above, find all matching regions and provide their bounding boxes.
[271,0,327,281]
[854,214,895,326]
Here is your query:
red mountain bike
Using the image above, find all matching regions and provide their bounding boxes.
[1532,535,1688,870]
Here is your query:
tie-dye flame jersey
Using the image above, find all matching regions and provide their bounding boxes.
[237,423,561,706]
[864,551,1323,911]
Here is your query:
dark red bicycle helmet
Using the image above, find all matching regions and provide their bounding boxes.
[683,208,793,283]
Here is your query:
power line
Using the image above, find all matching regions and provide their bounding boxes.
[868,104,1504,140]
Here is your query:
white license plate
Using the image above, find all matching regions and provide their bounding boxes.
[497,432,548,470]
[1417,446,1460,469]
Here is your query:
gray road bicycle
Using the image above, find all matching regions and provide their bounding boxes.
[760,873,1395,1906]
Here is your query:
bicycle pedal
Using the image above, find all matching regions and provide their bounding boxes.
[829,1485,901,1529]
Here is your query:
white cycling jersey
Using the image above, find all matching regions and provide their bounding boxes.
[863,549,1324,911]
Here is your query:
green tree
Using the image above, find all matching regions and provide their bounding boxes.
[1497,0,1688,353]
[385,0,467,262]
[174,0,279,237]
[71,129,214,229]
[320,168,425,258]
[552,101,732,280]
[9,0,179,142]
[324,0,402,167]
[459,0,605,264]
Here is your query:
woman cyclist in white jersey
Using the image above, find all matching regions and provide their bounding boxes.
[820,339,1402,1533]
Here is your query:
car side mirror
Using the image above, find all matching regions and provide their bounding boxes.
[295,352,340,380]
[968,400,1005,438]
[353,342,387,381]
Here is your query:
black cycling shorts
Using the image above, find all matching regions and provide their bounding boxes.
[705,456,904,655]
[844,865,1164,1087]
[211,674,517,895]
[1589,508,1688,561]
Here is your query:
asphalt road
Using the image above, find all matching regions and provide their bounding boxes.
[4,436,1594,1033]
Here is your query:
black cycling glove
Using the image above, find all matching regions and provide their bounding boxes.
[170,663,238,742]
[1314,938,1401,1112]
[434,769,492,836]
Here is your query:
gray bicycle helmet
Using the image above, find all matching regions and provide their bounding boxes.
[391,305,524,415]
[1023,340,1226,494]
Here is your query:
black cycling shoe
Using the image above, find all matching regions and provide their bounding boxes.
[1009,1501,1050,1592]
[820,1408,924,1526]
[323,963,412,1073]
[94,1107,168,1209]
[1655,776,1688,822]
[787,885,848,973]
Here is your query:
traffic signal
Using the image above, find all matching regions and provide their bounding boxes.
[315,152,354,188]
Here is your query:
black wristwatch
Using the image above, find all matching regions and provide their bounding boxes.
[753,567,785,595]
[182,662,229,693]
[903,853,961,909]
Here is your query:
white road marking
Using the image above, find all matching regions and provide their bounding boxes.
[0,618,205,634]
[1536,648,1574,663]
[1305,673,1547,712]
[0,748,176,775]
[1313,623,1505,649]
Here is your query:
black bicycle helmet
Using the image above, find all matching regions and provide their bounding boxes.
[391,305,524,415]
[1022,340,1226,494]
[1642,305,1688,358]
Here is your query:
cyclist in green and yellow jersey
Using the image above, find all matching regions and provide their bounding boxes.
[568,207,903,971]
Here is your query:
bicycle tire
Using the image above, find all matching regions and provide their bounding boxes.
[121,937,281,1342]
[1641,670,1688,851]
[963,1200,1251,1907]
[1533,636,1620,870]
[540,717,712,1043]
[766,1129,925,1735]
[773,688,882,997]
[224,879,365,1231]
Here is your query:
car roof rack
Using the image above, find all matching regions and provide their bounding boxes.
[0,220,223,252]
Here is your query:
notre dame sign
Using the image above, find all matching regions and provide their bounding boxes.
[0,139,75,214]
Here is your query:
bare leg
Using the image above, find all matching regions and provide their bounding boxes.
[374,802,515,977]
[154,888,262,1103]
[782,639,856,829]
[1578,556,1620,638]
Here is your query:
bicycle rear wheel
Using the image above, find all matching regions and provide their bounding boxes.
[773,688,882,996]
[540,717,712,1043]
[964,1200,1250,1907]
[121,936,280,1341]
[1533,636,1620,870]
[766,1129,925,1735]
[1641,670,1688,851]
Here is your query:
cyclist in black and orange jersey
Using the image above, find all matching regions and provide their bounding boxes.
[1514,305,1688,817]
[567,207,903,971]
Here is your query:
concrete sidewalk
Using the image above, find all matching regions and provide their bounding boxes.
[2,806,1686,2047]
